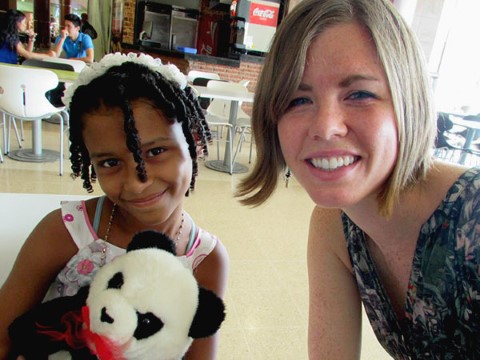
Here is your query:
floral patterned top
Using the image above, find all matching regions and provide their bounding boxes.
[342,167,480,359]
[44,199,218,301]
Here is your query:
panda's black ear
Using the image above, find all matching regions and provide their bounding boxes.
[188,288,226,339]
[127,230,176,255]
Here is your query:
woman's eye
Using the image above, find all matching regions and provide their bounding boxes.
[146,147,166,158]
[347,91,376,101]
[286,97,311,110]
[100,159,119,168]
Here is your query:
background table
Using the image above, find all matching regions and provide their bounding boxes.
[192,85,254,174]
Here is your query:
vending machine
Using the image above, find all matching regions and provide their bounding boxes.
[232,0,280,54]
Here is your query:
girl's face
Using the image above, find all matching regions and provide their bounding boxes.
[17,18,26,32]
[277,22,398,211]
[82,99,192,227]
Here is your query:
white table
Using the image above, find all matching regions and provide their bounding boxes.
[192,85,254,174]
[450,117,480,164]
[0,193,92,286]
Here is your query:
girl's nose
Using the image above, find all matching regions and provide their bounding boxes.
[307,102,348,140]
[122,163,152,194]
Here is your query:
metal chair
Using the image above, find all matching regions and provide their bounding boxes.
[192,77,217,110]
[433,112,480,166]
[0,64,69,175]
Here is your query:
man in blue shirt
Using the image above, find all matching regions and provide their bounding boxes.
[51,14,94,63]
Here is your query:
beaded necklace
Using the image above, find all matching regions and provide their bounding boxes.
[104,204,185,243]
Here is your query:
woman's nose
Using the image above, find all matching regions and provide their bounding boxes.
[307,102,348,140]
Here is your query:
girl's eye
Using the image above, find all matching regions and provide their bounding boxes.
[286,97,311,110]
[347,91,376,101]
[146,147,166,158]
[99,159,119,168]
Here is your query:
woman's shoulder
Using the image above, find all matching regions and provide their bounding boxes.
[310,207,344,238]
[309,207,351,265]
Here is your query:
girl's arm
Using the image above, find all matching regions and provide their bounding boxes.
[0,209,78,360]
[185,238,229,360]
[307,206,362,359]
[16,42,52,60]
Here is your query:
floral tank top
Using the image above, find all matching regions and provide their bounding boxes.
[342,168,480,359]
[44,198,218,301]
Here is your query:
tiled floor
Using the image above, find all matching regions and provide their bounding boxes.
[0,120,391,359]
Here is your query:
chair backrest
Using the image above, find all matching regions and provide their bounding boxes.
[0,64,60,118]
[463,114,480,122]
[192,77,214,87]
[206,80,250,119]
[22,58,75,72]
[42,57,86,73]
[187,70,220,83]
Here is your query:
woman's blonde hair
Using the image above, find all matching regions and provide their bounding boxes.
[236,0,435,217]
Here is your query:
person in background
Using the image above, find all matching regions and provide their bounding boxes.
[81,12,97,40]
[0,9,52,64]
[236,0,480,358]
[51,13,94,63]
[0,52,228,359]
[18,11,35,45]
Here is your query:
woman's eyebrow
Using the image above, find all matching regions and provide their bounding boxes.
[297,74,379,91]
[339,74,379,88]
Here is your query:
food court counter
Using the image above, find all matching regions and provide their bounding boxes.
[120,43,264,90]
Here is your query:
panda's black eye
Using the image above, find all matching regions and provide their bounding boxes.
[134,312,164,340]
[107,272,124,289]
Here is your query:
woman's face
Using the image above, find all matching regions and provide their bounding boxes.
[277,22,398,211]
[16,18,26,32]
[82,99,192,227]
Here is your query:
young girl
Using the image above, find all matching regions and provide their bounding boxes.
[0,52,229,359]
[237,0,479,358]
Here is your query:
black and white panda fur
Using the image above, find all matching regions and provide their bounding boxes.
[8,231,225,360]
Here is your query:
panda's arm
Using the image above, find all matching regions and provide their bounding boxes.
[185,239,229,360]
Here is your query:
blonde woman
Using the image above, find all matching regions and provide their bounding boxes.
[237,0,480,358]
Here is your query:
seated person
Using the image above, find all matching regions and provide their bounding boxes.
[51,14,94,63]
[0,10,52,64]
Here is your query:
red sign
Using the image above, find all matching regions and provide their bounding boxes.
[249,3,279,27]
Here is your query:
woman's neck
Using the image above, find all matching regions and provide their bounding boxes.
[342,184,427,249]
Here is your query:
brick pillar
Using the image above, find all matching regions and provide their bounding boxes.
[123,0,136,45]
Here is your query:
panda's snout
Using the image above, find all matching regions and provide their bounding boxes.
[101,307,114,324]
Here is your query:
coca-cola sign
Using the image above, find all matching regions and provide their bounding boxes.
[249,3,279,27]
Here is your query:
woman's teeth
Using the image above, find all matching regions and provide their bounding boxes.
[310,155,355,170]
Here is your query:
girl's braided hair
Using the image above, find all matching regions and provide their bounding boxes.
[68,61,211,194]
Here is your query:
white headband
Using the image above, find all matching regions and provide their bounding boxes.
[62,52,188,108]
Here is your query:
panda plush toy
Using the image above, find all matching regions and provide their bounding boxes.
[8,230,225,360]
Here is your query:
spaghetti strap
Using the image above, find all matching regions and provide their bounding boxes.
[92,196,106,232]
[185,221,197,253]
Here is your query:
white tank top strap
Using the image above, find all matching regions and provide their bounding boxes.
[60,199,98,249]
